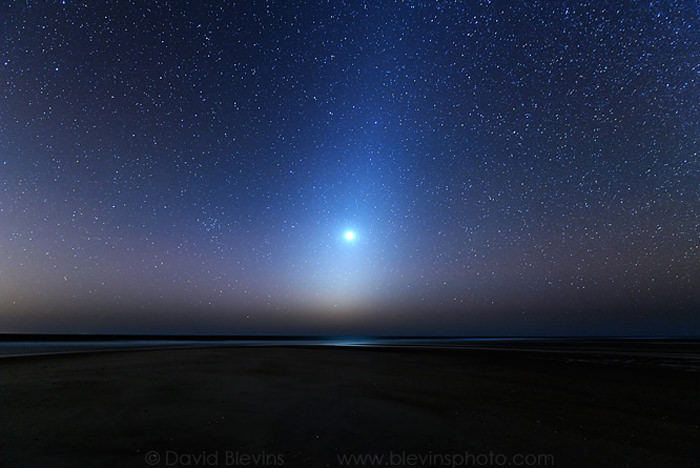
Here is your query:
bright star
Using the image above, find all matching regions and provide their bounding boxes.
[344,230,356,241]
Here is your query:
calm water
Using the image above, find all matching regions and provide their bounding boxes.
[2,337,699,371]
[0,338,347,357]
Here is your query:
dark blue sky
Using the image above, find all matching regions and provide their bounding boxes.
[1,0,698,335]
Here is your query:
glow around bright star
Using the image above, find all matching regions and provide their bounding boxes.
[344,230,356,241]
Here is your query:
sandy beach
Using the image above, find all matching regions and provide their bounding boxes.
[1,346,698,467]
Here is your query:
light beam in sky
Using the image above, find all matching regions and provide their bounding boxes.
[0,0,697,336]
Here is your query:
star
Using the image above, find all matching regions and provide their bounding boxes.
[0,0,696,335]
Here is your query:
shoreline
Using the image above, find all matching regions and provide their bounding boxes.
[2,338,699,372]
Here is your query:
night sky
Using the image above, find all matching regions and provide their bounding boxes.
[1,1,699,336]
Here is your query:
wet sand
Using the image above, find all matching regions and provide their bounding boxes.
[1,346,698,467]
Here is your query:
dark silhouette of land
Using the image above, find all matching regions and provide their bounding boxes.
[1,340,699,467]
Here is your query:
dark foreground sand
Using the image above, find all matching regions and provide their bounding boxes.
[1,346,699,468]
